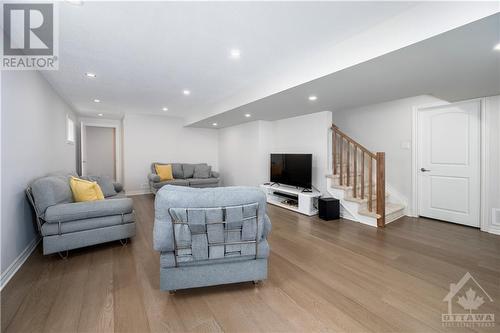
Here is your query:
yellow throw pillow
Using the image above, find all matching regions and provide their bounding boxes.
[155,164,174,181]
[70,177,105,202]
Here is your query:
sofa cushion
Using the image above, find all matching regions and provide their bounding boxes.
[188,178,219,186]
[70,177,105,202]
[41,213,135,236]
[171,163,184,179]
[155,164,174,181]
[30,176,73,214]
[81,176,114,197]
[44,198,133,223]
[152,179,189,189]
[84,176,117,197]
[193,164,211,179]
[181,164,196,178]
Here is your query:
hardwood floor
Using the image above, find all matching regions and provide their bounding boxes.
[2,194,499,332]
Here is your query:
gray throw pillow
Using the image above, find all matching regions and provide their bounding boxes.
[171,163,183,179]
[85,175,117,197]
[193,164,212,179]
[182,164,196,179]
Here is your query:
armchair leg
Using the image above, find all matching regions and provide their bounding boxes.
[253,280,261,285]
[58,250,69,260]
[169,290,176,295]
[119,238,128,246]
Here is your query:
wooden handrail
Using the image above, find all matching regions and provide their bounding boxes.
[332,124,376,159]
[331,124,385,227]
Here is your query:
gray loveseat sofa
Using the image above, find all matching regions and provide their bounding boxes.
[26,173,136,257]
[153,185,271,292]
[148,163,220,193]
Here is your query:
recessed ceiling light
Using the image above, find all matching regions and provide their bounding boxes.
[230,49,241,59]
[212,122,218,127]
[494,43,500,51]
[93,99,101,103]
[85,72,96,78]
[308,95,317,101]
[183,90,191,95]
[245,113,251,118]
[162,107,168,111]
[97,113,103,117]
[65,0,84,5]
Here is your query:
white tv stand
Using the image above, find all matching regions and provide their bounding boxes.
[260,184,321,216]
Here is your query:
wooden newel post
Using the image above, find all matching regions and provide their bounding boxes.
[333,130,337,175]
[376,152,385,227]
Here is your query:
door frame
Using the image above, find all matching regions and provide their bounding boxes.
[80,118,122,183]
[411,98,486,230]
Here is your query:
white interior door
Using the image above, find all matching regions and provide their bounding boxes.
[417,100,480,227]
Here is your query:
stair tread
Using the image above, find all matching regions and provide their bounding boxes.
[328,173,364,179]
[358,203,405,218]
[344,193,389,203]
[330,183,376,191]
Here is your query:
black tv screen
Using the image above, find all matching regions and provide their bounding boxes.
[270,154,312,189]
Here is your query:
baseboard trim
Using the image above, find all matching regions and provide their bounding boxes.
[0,237,40,291]
[126,189,152,196]
[484,227,500,236]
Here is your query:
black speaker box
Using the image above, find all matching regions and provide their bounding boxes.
[318,197,340,221]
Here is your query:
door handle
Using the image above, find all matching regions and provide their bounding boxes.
[420,168,431,172]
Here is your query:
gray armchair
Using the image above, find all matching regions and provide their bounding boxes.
[153,185,271,292]
[148,163,220,193]
[26,173,136,257]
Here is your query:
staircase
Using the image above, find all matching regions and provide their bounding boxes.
[326,124,405,227]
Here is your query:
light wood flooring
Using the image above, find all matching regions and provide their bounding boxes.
[2,194,499,332]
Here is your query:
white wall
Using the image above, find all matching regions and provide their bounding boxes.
[271,111,332,194]
[1,71,77,281]
[218,111,332,194]
[483,95,500,234]
[122,114,218,194]
[218,121,272,187]
[332,95,445,212]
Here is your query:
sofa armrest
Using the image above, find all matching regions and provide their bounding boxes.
[44,198,134,223]
[113,182,123,193]
[263,214,272,239]
[211,171,220,178]
[148,173,161,182]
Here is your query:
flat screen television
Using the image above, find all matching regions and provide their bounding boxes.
[270,153,312,189]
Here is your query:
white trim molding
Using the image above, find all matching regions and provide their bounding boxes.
[480,97,488,233]
[480,96,500,235]
[79,117,123,184]
[0,237,40,291]
[412,98,494,233]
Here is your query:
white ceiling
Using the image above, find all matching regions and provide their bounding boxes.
[191,12,500,128]
[42,1,499,126]
[43,1,417,119]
